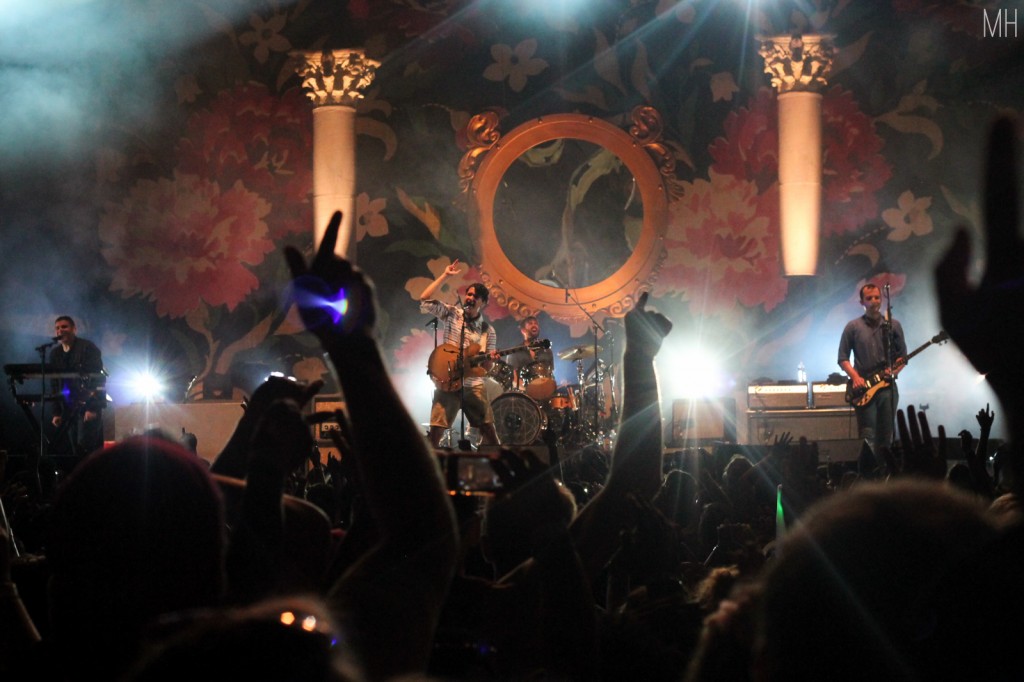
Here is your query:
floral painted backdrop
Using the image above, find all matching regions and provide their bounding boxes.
[1,0,1021,447]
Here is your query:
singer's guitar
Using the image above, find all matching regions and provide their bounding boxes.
[428,339,551,393]
[845,331,949,407]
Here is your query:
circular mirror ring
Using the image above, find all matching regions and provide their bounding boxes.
[472,114,668,324]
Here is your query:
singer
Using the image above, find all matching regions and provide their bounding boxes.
[418,261,500,447]
[837,283,907,455]
[49,315,106,458]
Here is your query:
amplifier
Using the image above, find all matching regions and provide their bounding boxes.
[747,383,809,410]
[747,407,857,445]
[671,397,737,447]
[312,395,347,441]
[812,382,848,408]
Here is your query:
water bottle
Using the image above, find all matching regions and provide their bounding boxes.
[798,361,809,407]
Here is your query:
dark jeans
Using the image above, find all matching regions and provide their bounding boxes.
[54,411,104,457]
[855,384,898,454]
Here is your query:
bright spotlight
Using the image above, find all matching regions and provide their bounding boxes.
[660,345,731,398]
[126,370,166,402]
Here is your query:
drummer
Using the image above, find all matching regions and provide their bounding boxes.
[507,315,554,391]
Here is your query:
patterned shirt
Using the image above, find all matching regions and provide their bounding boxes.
[421,299,496,387]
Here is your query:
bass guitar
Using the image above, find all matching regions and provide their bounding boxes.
[845,331,949,407]
[427,339,551,393]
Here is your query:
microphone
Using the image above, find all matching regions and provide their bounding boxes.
[51,336,60,342]
[565,287,570,303]
[424,316,439,327]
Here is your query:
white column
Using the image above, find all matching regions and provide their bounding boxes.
[758,34,835,276]
[294,49,380,259]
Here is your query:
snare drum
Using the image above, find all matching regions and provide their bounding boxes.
[520,361,556,401]
[491,392,546,444]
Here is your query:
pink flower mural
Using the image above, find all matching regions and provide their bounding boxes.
[655,172,788,313]
[99,173,274,319]
[176,82,313,239]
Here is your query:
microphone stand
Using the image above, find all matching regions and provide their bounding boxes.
[457,307,471,451]
[882,284,896,449]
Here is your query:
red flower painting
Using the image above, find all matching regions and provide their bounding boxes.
[99,173,275,318]
[176,83,313,239]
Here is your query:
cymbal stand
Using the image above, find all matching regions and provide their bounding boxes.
[603,325,619,428]
[565,287,606,443]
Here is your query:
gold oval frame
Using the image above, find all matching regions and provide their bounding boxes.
[465,109,672,324]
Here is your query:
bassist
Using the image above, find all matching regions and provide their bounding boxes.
[838,283,907,455]
[420,261,500,447]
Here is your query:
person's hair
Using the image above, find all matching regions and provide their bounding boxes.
[48,436,226,677]
[756,479,999,682]
[467,282,489,303]
[518,315,538,330]
[55,315,76,327]
[859,284,880,302]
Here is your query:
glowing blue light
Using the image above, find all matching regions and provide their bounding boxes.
[292,278,348,326]
[324,289,348,324]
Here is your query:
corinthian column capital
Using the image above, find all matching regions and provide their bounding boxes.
[294,49,380,107]
[757,33,836,93]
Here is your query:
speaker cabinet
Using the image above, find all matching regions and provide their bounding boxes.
[747,408,857,446]
[671,398,737,447]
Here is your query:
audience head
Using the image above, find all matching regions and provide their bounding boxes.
[755,479,999,682]
[47,436,226,678]
[127,596,361,681]
[480,451,577,576]
[653,469,699,528]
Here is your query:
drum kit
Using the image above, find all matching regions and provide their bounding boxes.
[483,342,618,447]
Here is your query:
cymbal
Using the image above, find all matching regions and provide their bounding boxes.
[558,345,601,361]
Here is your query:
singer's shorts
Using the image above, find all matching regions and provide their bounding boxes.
[430,382,494,429]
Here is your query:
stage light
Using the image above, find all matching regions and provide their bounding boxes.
[659,344,731,399]
[125,369,167,403]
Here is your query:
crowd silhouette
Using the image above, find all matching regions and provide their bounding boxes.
[2,118,1023,680]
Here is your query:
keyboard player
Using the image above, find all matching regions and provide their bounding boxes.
[49,316,105,456]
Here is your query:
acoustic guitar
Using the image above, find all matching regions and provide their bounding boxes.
[845,331,949,407]
[427,339,550,393]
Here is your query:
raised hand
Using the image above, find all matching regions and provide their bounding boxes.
[935,119,1024,441]
[976,403,995,434]
[249,398,315,478]
[896,406,948,479]
[624,291,673,359]
[244,373,323,418]
[444,259,461,277]
[958,429,975,458]
[284,211,378,343]
[770,432,794,458]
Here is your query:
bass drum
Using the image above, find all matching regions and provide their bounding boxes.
[491,392,546,445]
